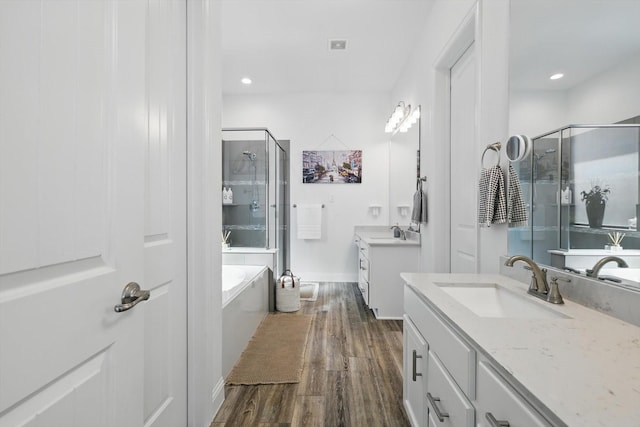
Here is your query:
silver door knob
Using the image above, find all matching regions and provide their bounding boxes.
[114,282,150,313]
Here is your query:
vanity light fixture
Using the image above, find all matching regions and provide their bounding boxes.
[549,73,564,80]
[241,77,253,85]
[385,102,420,134]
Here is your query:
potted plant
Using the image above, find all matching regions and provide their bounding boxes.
[580,183,610,228]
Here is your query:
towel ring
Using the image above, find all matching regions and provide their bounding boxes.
[481,142,501,168]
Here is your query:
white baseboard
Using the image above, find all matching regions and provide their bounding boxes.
[210,376,225,423]
[296,272,358,283]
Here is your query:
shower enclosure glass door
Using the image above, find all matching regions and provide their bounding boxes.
[508,124,640,267]
[222,128,289,275]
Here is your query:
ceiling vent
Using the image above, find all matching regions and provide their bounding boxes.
[329,39,347,50]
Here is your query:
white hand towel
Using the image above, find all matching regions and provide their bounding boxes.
[297,204,323,239]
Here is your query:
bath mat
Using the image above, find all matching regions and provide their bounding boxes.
[299,281,319,302]
[226,314,313,385]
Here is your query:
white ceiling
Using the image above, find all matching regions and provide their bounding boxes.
[220,0,435,94]
[221,0,640,95]
[510,0,640,91]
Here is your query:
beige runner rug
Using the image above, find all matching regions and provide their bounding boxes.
[226,313,313,385]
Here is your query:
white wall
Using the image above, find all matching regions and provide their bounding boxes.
[388,0,510,274]
[223,92,390,281]
[510,54,640,135]
[187,1,224,425]
[567,54,640,124]
[509,90,568,136]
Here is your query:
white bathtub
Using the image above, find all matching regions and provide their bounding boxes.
[222,264,269,377]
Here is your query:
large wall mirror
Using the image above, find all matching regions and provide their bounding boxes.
[388,106,421,226]
[507,0,640,286]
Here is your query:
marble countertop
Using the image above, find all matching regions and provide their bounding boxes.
[354,226,420,246]
[401,272,640,426]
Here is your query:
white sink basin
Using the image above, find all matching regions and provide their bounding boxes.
[435,282,571,319]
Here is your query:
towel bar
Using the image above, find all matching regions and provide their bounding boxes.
[481,142,501,168]
[293,204,325,208]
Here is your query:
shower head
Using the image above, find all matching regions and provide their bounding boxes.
[534,148,557,160]
[243,151,257,161]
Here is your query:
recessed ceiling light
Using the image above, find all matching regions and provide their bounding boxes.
[549,73,564,80]
[241,77,252,85]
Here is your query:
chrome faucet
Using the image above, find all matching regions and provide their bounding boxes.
[390,225,406,240]
[505,255,549,293]
[586,256,628,278]
[504,255,566,304]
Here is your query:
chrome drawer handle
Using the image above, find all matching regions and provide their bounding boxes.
[486,412,510,427]
[114,282,150,313]
[412,350,423,381]
[427,392,449,422]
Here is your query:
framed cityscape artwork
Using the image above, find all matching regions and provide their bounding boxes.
[302,150,362,184]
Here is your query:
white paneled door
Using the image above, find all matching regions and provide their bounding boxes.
[0,1,187,426]
[450,43,478,273]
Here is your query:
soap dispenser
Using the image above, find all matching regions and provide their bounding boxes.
[393,223,401,238]
[222,187,229,205]
[227,187,233,204]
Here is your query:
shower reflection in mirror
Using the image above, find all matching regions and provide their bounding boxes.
[508,124,640,268]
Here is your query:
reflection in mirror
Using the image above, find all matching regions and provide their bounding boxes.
[511,124,640,286]
[507,0,640,286]
[388,106,420,226]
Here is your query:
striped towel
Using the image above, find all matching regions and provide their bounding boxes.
[508,164,528,226]
[478,165,506,226]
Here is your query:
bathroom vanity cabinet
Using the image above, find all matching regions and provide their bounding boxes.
[357,238,419,319]
[403,284,555,427]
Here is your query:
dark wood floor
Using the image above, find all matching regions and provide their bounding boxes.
[211,282,410,427]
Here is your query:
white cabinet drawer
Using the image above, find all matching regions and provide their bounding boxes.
[358,280,369,306]
[359,257,369,282]
[359,241,369,258]
[426,351,474,427]
[405,287,476,398]
[476,360,552,427]
[403,315,428,427]
[358,255,369,306]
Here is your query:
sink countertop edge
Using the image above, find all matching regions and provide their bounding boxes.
[354,228,421,246]
[401,272,640,427]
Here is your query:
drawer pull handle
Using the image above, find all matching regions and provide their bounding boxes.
[486,412,510,427]
[411,350,423,381]
[427,392,449,422]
